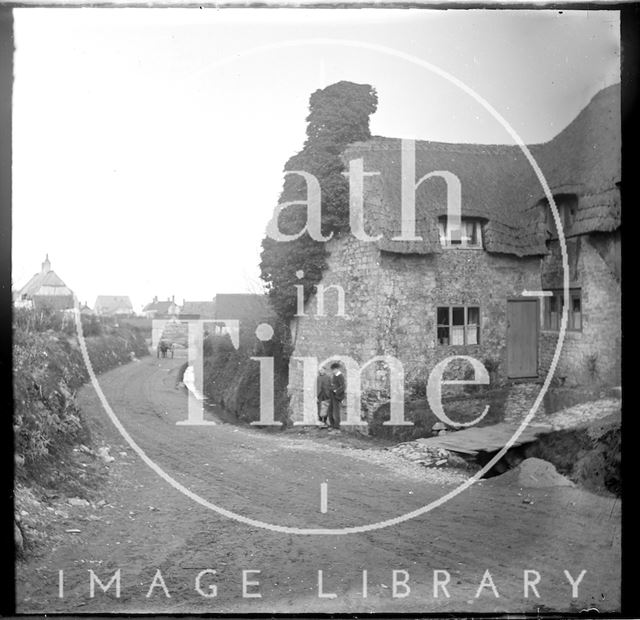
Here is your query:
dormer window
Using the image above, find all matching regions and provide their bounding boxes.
[438,217,483,249]
[545,194,578,238]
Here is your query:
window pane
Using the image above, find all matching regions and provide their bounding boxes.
[549,295,559,330]
[572,295,581,313]
[437,307,449,325]
[465,221,478,246]
[452,307,464,325]
[572,311,581,330]
[572,294,581,330]
[437,326,450,345]
[466,324,478,345]
[438,222,446,245]
[467,307,479,325]
[451,325,465,345]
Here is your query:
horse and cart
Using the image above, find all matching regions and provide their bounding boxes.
[157,339,175,359]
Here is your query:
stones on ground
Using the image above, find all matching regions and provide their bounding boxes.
[68,497,90,507]
[431,421,448,436]
[389,441,467,469]
[97,446,115,464]
[545,398,620,432]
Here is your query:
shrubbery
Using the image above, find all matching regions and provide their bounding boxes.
[13,308,148,484]
[526,416,621,497]
[260,81,378,324]
[202,326,290,425]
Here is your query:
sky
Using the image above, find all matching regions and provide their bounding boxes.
[12,9,620,313]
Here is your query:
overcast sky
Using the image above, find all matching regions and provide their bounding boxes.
[12,9,620,312]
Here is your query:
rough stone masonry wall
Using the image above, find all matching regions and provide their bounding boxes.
[540,234,621,386]
[288,235,541,417]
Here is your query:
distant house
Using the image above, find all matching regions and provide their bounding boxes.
[13,255,74,311]
[180,300,217,320]
[79,302,94,316]
[94,295,134,317]
[142,296,180,319]
[213,293,275,338]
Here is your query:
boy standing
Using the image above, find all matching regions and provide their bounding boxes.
[328,362,345,430]
[316,366,331,426]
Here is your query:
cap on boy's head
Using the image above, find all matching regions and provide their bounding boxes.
[330,362,341,370]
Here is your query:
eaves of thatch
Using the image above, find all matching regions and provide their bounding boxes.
[341,83,620,258]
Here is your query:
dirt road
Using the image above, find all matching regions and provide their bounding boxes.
[16,356,621,613]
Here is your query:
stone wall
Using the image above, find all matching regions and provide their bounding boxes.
[539,233,621,386]
[288,235,541,418]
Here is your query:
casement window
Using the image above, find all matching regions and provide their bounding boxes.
[544,289,582,331]
[438,218,483,249]
[545,194,578,238]
[437,306,480,346]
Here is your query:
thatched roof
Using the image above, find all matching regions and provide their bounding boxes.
[526,84,621,237]
[342,84,620,257]
[14,255,74,302]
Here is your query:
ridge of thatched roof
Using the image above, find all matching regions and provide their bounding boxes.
[342,83,620,257]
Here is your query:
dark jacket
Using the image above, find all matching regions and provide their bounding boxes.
[330,372,346,402]
[316,374,332,401]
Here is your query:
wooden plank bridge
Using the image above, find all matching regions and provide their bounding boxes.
[416,422,555,456]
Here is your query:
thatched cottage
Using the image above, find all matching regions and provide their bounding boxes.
[288,84,620,409]
[13,255,74,311]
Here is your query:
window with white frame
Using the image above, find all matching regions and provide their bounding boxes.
[437,306,480,346]
[544,289,582,331]
[438,217,484,248]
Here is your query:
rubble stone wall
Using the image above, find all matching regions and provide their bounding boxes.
[288,235,541,417]
[540,234,621,385]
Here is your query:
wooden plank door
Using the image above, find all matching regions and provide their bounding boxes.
[507,300,538,378]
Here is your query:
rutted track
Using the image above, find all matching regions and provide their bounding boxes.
[16,356,621,613]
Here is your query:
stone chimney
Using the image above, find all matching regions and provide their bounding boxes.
[41,254,51,274]
[153,295,158,304]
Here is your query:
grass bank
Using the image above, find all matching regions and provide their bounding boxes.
[13,308,148,488]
